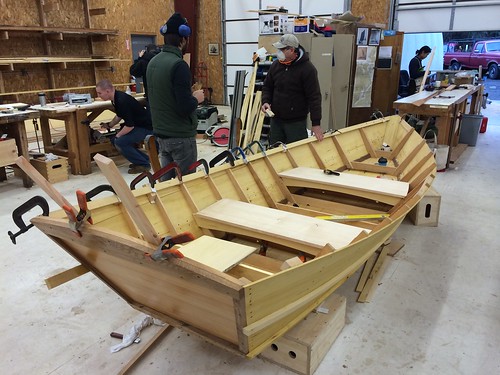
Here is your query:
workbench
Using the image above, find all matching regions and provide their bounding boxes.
[0,105,40,187]
[393,84,483,167]
[31,95,145,175]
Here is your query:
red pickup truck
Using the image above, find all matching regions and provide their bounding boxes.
[444,39,500,79]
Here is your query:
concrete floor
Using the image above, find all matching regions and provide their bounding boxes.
[1,102,499,375]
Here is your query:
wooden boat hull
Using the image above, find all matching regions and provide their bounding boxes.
[29,115,436,358]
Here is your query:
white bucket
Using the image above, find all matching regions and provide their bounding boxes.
[424,130,448,171]
[435,145,449,171]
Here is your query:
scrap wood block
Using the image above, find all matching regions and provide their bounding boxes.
[30,156,69,183]
[408,186,441,227]
[0,138,18,167]
[259,293,346,375]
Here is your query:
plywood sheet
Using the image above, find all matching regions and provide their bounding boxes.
[179,236,257,272]
[194,199,366,252]
[279,167,409,198]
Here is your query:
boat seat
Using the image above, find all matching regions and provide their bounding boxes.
[193,199,368,257]
[278,167,409,206]
[178,235,257,272]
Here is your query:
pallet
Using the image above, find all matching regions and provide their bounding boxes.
[259,293,346,375]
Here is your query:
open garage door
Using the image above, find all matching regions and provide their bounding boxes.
[394,0,500,32]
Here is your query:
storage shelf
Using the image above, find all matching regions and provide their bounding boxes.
[0,56,128,72]
[0,25,118,38]
[0,83,133,97]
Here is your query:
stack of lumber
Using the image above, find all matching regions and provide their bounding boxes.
[238,59,266,151]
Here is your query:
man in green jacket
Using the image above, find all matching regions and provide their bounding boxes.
[147,12,204,180]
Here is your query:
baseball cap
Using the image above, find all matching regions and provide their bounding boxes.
[273,34,299,49]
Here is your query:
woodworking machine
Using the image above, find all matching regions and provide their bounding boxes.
[63,93,92,105]
[196,105,218,132]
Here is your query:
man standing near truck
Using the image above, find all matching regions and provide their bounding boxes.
[408,46,431,95]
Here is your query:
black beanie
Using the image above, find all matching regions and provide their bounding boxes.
[165,12,187,34]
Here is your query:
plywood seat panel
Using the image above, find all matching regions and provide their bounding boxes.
[193,199,367,255]
[278,167,409,205]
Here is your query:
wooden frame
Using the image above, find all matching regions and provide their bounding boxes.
[369,28,381,46]
[208,43,220,56]
[357,27,369,45]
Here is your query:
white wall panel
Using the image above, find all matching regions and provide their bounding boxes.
[397,9,453,32]
[396,0,500,31]
[261,0,300,13]
[454,6,500,31]
[225,20,259,42]
[225,0,258,20]
[302,0,344,15]
[226,44,258,65]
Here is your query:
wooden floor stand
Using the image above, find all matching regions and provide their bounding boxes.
[356,239,405,303]
[259,293,346,375]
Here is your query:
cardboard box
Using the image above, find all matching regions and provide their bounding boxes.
[0,138,18,167]
[259,12,288,35]
[31,156,69,183]
[409,186,441,226]
[293,16,310,34]
[260,293,346,375]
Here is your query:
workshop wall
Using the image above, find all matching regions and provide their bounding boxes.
[194,0,224,104]
[0,0,224,105]
[352,0,390,26]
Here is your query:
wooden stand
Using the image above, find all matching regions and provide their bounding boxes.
[408,186,441,227]
[356,240,405,303]
[30,156,69,183]
[259,293,346,375]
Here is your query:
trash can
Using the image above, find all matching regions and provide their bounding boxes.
[459,114,482,146]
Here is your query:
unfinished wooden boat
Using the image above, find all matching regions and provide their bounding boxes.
[18,115,436,358]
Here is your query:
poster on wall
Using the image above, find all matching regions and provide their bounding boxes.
[369,29,381,45]
[352,46,377,107]
[357,27,368,45]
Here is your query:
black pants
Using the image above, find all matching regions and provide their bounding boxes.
[408,79,417,95]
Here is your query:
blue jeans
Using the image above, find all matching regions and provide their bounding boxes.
[113,127,152,167]
[157,137,197,181]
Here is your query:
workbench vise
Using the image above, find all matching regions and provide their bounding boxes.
[63,93,92,105]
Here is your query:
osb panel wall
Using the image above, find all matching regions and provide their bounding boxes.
[195,0,223,104]
[0,0,169,104]
[0,0,225,105]
[352,0,390,26]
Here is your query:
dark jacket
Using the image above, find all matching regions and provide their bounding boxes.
[112,90,152,129]
[409,56,425,80]
[129,51,157,98]
[146,45,198,138]
[262,46,322,125]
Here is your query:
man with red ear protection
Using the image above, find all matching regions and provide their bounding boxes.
[147,12,204,181]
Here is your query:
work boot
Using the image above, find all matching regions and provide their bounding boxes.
[127,165,150,174]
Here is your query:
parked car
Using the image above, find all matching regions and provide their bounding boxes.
[444,39,500,79]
